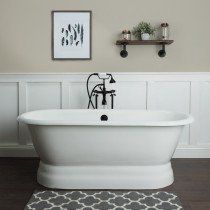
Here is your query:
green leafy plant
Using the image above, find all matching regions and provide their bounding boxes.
[132,22,155,39]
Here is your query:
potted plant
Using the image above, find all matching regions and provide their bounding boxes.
[132,22,155,40]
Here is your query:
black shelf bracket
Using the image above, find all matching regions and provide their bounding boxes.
[158,44,166,57]
[120,44,128,58]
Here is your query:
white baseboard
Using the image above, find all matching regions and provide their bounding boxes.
[0,145,37,157]
[173,147,210,158]
[0,145,209,158]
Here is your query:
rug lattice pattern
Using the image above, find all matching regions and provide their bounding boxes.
[25,190,184,210]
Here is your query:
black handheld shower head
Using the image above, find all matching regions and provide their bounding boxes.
[109,76,116,83]
[106,74,116,84]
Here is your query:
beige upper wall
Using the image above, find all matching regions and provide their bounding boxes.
[0,0,210,73]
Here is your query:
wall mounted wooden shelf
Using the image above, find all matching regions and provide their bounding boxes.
[116,40,174,58]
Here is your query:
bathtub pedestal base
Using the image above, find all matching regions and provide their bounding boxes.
[37,161,174,189]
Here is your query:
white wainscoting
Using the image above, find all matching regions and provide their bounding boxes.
[0,72,210,157]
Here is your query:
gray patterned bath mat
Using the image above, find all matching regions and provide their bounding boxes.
[25,190,184,210]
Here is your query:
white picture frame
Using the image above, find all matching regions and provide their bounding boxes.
[52,11,92,60]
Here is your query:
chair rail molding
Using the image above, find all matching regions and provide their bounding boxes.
[0,72,210,158]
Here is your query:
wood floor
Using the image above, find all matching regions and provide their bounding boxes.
[0,158,209,210]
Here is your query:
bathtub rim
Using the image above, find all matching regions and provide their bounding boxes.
[17,109,194,127]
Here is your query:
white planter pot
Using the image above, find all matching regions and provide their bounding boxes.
[141,33,150,40]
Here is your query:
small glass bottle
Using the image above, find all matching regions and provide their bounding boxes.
[161,23,169,40]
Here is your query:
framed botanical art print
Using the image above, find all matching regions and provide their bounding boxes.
[52,11,92,60]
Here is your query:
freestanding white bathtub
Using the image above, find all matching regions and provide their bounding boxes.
[18,109,193,189]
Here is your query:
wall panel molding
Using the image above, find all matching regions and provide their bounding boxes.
[0,72,210,157]
[147,81,191,145]
[61,82,70,109]
[18,81,28,145]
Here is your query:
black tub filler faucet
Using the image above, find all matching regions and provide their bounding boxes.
[86,73,116,109]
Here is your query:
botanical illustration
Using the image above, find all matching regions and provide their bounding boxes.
[61,23,84,47]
